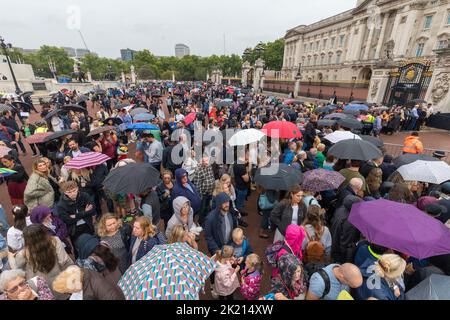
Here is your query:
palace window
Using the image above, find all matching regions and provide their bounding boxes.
[424,15,433,29]
[447,12,450,25]
[310,43,313,51]
[339,35,345,47]
[314,56,318,65]
[416,43,425,57]
[336,53,342,64]
[333,75,338,81]
[437,40,447,49]
[331,37,335,48]
[320,55,325,65]
[304,44,307,52]
[323,39,328,49]
[316,41,320,50]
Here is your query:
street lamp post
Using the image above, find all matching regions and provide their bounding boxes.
[0,36,22,95]
[48,59,57,79]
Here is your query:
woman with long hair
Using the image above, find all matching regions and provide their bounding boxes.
[97,213,131,274]
[270,185,307,243]
[366,167,383,199]
[6,205,31,252]
[302,205,332,263]
[156,170,175,231]
[129,216,166,264]
[24,158,57,211]
[14,224,74,300]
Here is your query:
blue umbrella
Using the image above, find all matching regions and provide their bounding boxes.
[127,123,159,131]
[344,104,369,111]
[133,113,156,121]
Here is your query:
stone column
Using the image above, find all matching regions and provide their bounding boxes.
[241,62,251,86]
[260,74,266,92]
[367,67,392,104]
[253,59,265,92]
[375,13,389,59]
[294,78,301,98]
[425,48,450,113]
[172,72,175,82]
[130,65,136,83]
[363,25,375,61]
[86,71,92,82]
[121,72,126,83]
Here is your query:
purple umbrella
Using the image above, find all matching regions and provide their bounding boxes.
[349,199,450,259]
[302,169,345,192]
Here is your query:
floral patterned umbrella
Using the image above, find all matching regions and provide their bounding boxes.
[302,169,345,192]
[119,242,215,300]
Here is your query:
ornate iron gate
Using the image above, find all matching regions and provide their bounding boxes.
[383,59,433,106]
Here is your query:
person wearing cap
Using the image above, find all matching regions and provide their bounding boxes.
[30,205,72,254]
[354,254,406,300]
[74,234,122,285]
[204,192,239,255]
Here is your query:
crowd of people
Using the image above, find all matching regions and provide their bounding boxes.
[0,81,448,301]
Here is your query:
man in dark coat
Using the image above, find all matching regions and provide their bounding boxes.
[204,193,239,255]
[330,195,363,264]
[304,114,317,150]
[56,181,96,247]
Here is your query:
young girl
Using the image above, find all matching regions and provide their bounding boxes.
[6,205,31,252]
[213,245,240,300]
[240,254,263,300]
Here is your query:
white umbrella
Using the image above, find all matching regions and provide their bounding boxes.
[324,131,362,144]
[397,160,450,184]
[228,129,266,146]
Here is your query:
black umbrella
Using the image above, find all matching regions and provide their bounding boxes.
[103,163,161,195]
[328,139,382,161]
[240,88,252,93]
[44,109,65,120]
[87,126,116,137]
[358,135,384,148]
[280,108,296,116]
[343,109,361,116]
[61,104,87,113]
[114,103,130,110]
[95,89,106,95]
[317,119,337,127]
[254,163,303,191]
[350,100,368,105]
[337,118,363,130]
[242,97,252,102]
[290,100,303,105]
[43,130,77,143]
[20,91,34,99]
[76,95,89,103]
[315,106,336,114]
[11,101,31,110]
[103,117,123,126]
[173,92,184,96]
[393,154,440,168]
[406,99,427,106]
[324,113,351,120]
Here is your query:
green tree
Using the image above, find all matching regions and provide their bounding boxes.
[263,39,285,70]
[137,65,157,80]
[23,46,73,78]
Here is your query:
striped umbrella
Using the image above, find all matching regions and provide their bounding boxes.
[64,152,111,170]
[118,242,215,300]
[0,168,17,177]
[0,146,12,157]
[25,132,53,144]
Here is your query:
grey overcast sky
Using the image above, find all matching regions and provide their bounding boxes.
[1,0,356,58]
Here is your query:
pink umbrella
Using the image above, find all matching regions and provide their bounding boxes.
[0,146,12,157]
[184,113,197,125]
[65,152,111,170]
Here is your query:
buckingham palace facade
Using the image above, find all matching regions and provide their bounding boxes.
[266,0,450,111]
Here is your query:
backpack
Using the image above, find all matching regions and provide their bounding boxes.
[304,267,331,299]
[303,229,326,264]
[258,193,277,211]
[265,241,292,267]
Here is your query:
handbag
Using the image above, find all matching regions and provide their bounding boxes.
[258,194,277,210]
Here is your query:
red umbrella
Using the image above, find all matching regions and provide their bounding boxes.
[65,152,111,170]
[184,113,197,126]
[262,121,302,139]
[25,132,53,144]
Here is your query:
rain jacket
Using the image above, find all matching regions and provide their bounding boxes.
[24,173,56,211]
[272,225,306,277]
[165,196,194,238]
[240,270,262,300]
[172,169,201,213]
[56,192,96,237]
[213,260,240,296]
[402,136,423,154]
[354,258,405,300]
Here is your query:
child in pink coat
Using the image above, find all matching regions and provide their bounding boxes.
[240,253,263,300]
[213,245,240,300]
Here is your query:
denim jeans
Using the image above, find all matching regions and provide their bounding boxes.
[235,188,248,212]
[0,206,10,236]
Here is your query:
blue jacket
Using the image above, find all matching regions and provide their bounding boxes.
[283,149,295,165]
[204,206,239,255]
[354,241,379,268]
[128,230,166,264]
[172,169,201,213]
[228,238,253,259]
[354,258,405,300]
